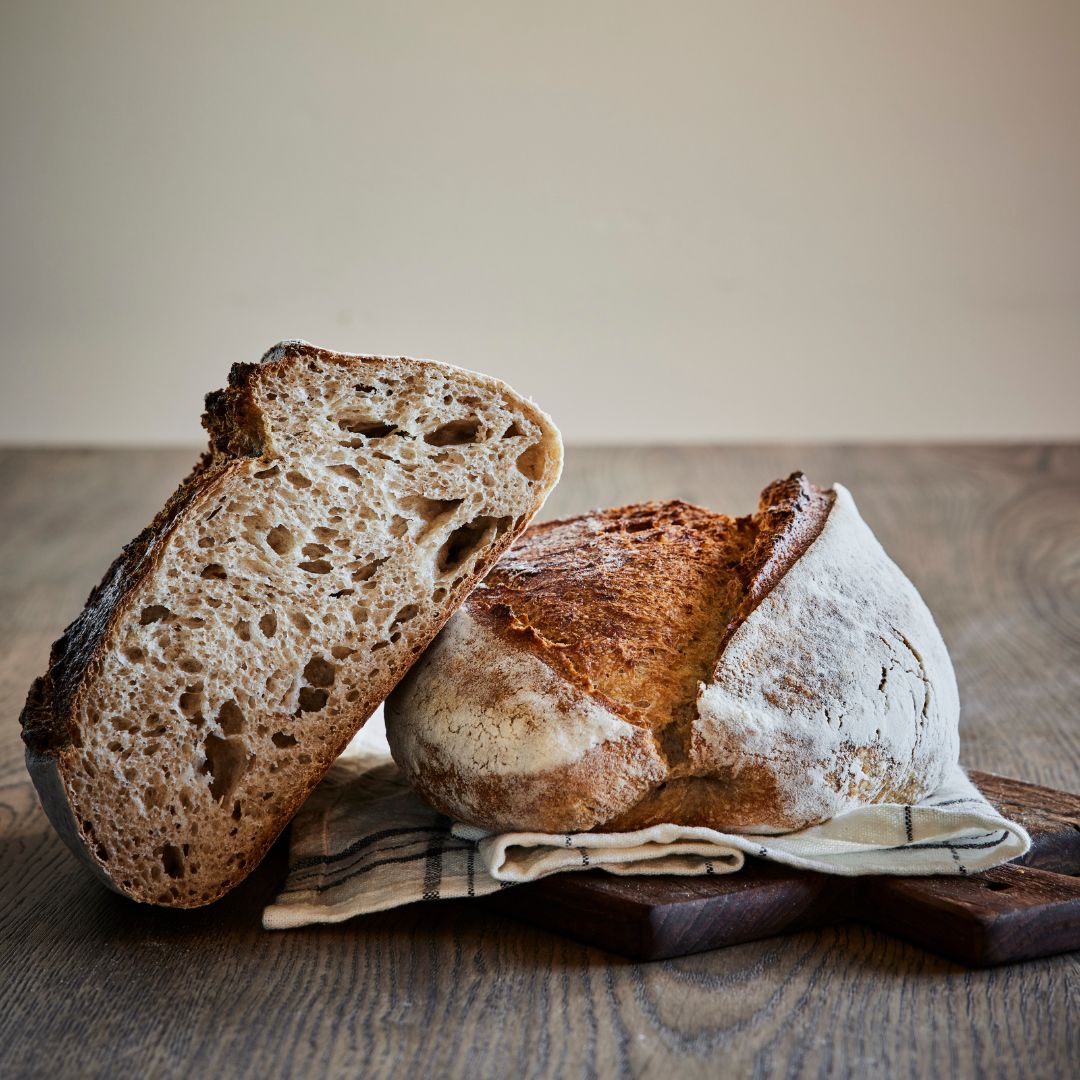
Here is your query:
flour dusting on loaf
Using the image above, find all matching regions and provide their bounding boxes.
[385,476,961,834]
[390,609,646,775]
[693,484,959,831]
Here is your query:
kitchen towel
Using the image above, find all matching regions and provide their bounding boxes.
[263,740,1030,929]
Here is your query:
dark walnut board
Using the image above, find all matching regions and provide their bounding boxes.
[484,772,1080,966]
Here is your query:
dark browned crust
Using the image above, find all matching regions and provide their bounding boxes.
[716,472,836,656]
[465,474,834,746]
[602,769,792,833]
[20,458,242,757]
[469,502,749,738]
[19,341,558,906]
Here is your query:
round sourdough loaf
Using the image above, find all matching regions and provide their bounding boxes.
[384,475,960,834]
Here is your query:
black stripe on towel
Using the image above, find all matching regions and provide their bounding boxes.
[422,831,448,901]
[923,797,986,809]
[292,824,450,871]
[289,832,450,887]
[889,830,1009,853]
[279,844,474,897]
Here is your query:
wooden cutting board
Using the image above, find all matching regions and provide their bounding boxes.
[484,772,1080,966]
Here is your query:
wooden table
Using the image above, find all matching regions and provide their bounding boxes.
[1,446,1077,1079]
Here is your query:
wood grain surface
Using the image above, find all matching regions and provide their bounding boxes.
[1,445,1078,1079]
[490,771,1080,965]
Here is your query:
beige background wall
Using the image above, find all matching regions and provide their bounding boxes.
[2,1,1078,446]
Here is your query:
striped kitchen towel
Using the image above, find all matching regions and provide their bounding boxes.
[262,744,1030,929]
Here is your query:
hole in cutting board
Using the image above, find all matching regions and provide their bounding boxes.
[984,880,1011,891]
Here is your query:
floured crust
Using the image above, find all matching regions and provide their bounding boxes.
[386,608,665,830]
[385,475,960,833]
[20,341,562,905]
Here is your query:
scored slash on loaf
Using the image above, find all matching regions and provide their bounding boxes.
[20,341,562,907]
[385,476,960,834]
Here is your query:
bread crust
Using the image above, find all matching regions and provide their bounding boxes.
[21,341,562,905]
[385,475,960,833]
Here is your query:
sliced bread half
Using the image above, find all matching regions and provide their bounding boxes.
[20,341,562,906]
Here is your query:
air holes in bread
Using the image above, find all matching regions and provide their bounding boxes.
[290,611,312,633]
[235,620,252,642]
[201,734,248,803]
[393,604,420,625]
[437,517,509,575]
[330,464,362,483]
[179,685,204,720]
[286,471,311,488]
[398,495,464,525]
[242,511,269,533]
[259,612,277,637]
[302,543,331,558]
[217,700,245,736]
[337,415,396,438]
[253,465,280,479]
[201,564,227,580]
[349,558,386,585]
[502,421,523,439]
[266,526,294,555]
[516,443,545,481]
[299,559,332,574]
[161,844,185,879]
[140,605,171,625]
[298,688,329,712]
[425,419,481,446]
[271,731,297,748]
[303,656,336,688]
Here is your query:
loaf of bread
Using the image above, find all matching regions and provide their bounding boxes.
[385,475,960,834]
[20,341,562,906]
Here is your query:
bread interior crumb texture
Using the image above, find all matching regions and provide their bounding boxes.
[58,348,558,904]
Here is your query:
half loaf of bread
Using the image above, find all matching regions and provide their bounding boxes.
[20,341,562,906]
[385,475,959,834]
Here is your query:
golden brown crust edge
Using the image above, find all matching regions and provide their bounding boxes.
[462,475,834,737]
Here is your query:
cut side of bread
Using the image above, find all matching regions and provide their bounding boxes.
[20,341,562,906]
[385,475,960,834]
